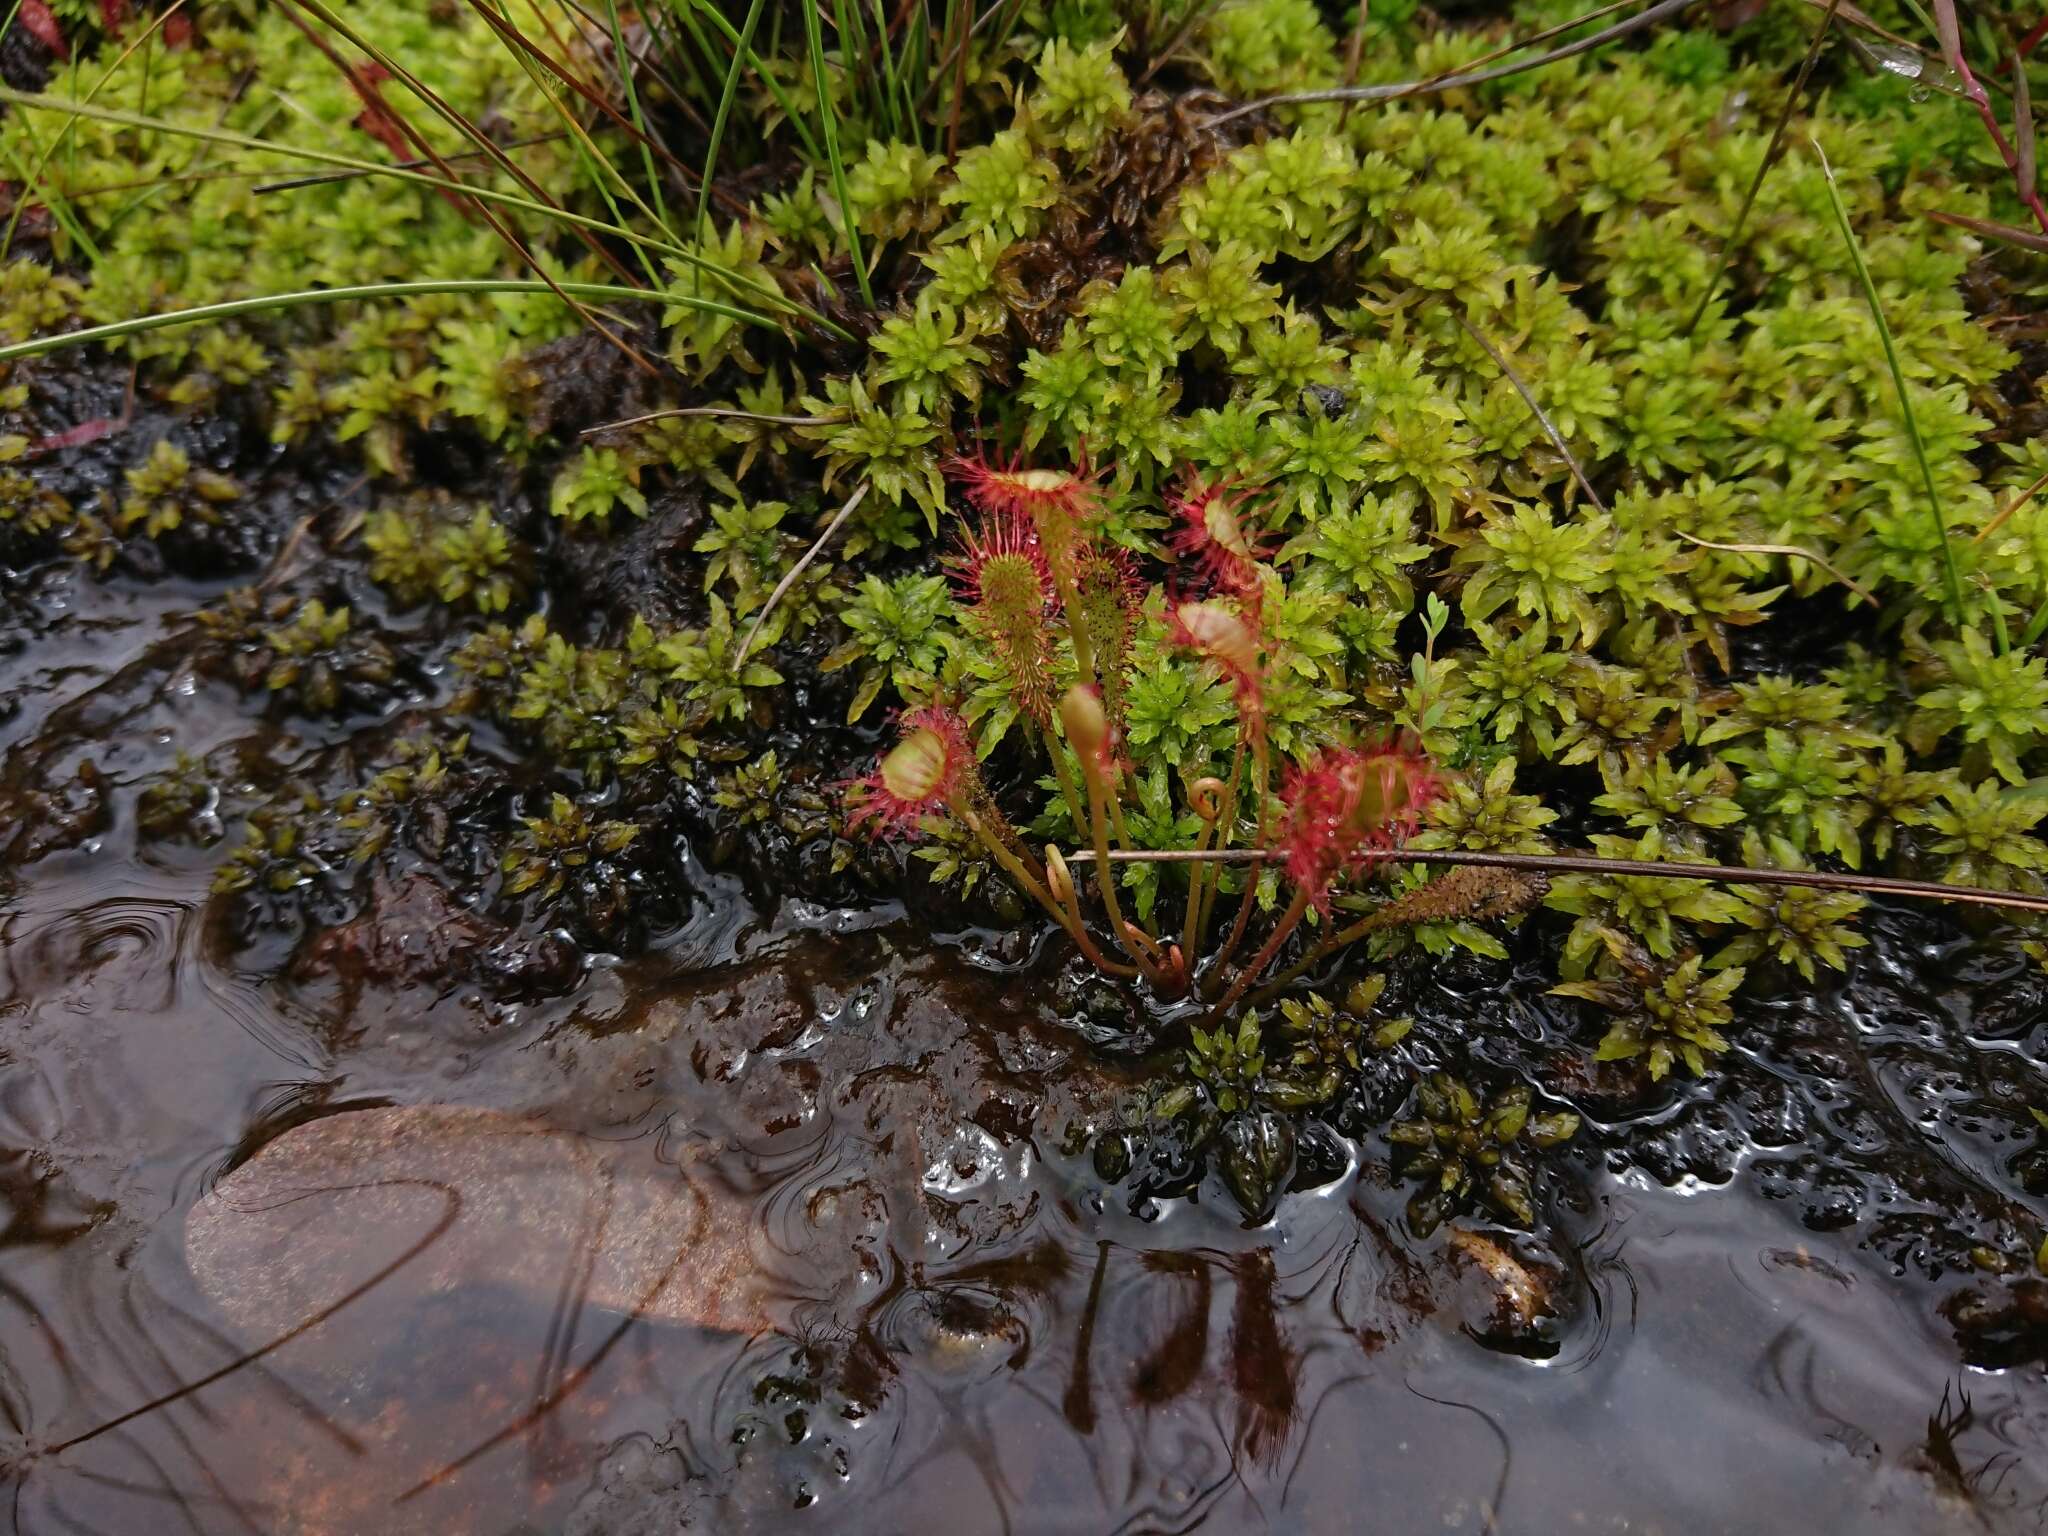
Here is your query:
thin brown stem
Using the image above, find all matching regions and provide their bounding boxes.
[1338,0,1369,124]
[1671,530,1876,607]
[1926,207,2048,254]
[922,0,1019,112]
[280,0,655,369]
[1137,0,1225,87]
[460,0,696,184]
[1210,887,1314,1018]
[1430,0,1640,82]
[1204,0,1697,127]
[583,406,837,437]
[1974,464,2048,545]
[252,133,565,195]
[736,482,870,666]
[1683,0,1843,338]
[1064,845,2048,917]
[1450,309,1606,514]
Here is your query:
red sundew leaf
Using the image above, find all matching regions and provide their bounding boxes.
[98,0,128,29]
[16,0,68,59]
[163,12,193,48]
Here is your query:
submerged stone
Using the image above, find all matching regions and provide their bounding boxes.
[184,1103,767,1349]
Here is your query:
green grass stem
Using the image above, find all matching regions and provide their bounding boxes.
[804,0,877,309]
[0,280,771,365]
[1813,138,1976,644]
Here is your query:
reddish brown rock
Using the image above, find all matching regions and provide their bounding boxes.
[185,1103,767,1345]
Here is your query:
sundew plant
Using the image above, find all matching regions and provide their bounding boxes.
[4,0,2048,1232]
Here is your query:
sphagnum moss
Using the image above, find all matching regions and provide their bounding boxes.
[3,1,2048,1231]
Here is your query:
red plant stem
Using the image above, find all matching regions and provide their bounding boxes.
[2018,14,2048,61]
[1182,764,1234,964]
[1179,806,1221,961]
[1244,879,1412,1004]
[1186,743,1245,960]
[1204,869,1263,999]
[1203,735,1272,991]
[1943,25,2048,234]
[1044,848,1141,980]
[1249,735,1271,848]
[1076,749,1166,973]
[1209,886,1314,1019]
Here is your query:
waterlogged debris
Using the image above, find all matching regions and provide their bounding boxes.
[185,1104,768,1349]
[1445,1225,1561,1352]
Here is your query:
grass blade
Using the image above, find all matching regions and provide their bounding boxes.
[600,0,667,231]
[695,0,767,241]
[804,0,876,309]
[676,0,823,164]
[0,87,854,343]
[1206,0,1695,126]
[2,0,188,261]
[1813,138,1973,639]
[461,0,673,289]
[276,0,654,367]
[0,279,773,365]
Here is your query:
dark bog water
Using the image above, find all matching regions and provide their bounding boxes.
[5,570,2048,1535]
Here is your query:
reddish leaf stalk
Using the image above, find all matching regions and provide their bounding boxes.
[1044,846,1139,979]
[1934,0,2048,234]
[1062,686,1175,986]
[1211,886,1316,1019]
